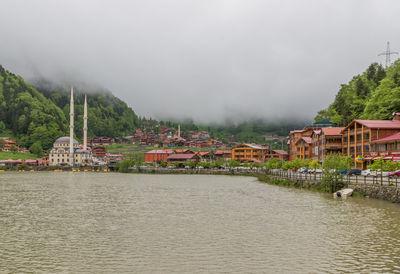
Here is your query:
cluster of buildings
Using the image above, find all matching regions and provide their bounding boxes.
[0,139,28,153]
[123,126,226,148]
[288,113,400,168]
[144,149,232,165]
[144,144,289,165]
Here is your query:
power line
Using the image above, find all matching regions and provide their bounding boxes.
[378,41,398,68]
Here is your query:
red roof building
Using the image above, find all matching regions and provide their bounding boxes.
[166,153,200,163]
[288,128,314,160]
[215,150,232,160]
[266,150,289,161]
[342,114,400,167]
[145,149,174,163]
[370,132,400,156]
[311,127,344,161]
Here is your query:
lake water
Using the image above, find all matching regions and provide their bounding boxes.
[1,172,400,273]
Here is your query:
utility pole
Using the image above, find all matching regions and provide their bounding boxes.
[378,41,398,68]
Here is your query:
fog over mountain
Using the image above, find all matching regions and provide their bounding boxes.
[1,0,400,124]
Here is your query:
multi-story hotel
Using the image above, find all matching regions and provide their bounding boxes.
[232,143,269,162]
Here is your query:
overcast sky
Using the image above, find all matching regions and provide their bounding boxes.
[1,0,399,123]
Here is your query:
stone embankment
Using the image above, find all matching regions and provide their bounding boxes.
[348,183,400,203]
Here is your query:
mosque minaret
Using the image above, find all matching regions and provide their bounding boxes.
[69,87,74,166]
[83,94,88,151]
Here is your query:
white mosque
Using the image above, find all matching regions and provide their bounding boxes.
[49,88,95,166]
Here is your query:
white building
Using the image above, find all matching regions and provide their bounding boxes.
[48,89,94,167]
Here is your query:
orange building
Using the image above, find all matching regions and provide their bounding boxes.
[288,128,314,160]
[294,137,313,159]
[145,149,174,163]
[232,144,268,162]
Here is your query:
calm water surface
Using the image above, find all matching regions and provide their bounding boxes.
[1,172,400,273]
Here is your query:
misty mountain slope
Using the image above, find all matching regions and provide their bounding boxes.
[0,65,67,150]
[31,79,141,140]
[314,62,386,125]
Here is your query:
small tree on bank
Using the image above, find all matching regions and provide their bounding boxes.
[321,153,351,192]
[29,141,43,157]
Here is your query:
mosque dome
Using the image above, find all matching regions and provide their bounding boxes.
[54,136,79,144]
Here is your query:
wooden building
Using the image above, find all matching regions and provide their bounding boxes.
[92,146,107,158]
[166,153,200,164]
[232,144,268,162]
[342,114,400,167]
[266,150,289,161]
[215,150,232,160]
[311,127,344,162]
[288,129,313,161]
[294,137,313,160]
[370,132,400,156]
[88,137,114,146]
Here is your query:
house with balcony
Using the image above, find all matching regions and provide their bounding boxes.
[294,137,313,160]
[266,150,289,161]
[288,128,314,160]
[311,127,344,162]
[232,144,269,162]
[342,113,400,167]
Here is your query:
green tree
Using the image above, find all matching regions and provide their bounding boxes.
[10,145,17,154]
[29,141,43,157]
[309,159,321,170]
[117,159,134,173]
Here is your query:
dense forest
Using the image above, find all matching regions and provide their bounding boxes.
[314,61,400,125]
[0,65,67,150]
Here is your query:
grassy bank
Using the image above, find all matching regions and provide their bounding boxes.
[256,174,332,192]
[0,151,40,160]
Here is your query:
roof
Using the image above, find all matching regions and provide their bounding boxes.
[290,130,305,134]
[322,127,344,136]
[301,137,312,144]
[167,153,198,160]
[241,143,267,150]
[371,132,400,143]
[55,136,78,144]
[272,150,288,155]
[215,150,231,154]
[145,149,174,154]
[344,120,400,130]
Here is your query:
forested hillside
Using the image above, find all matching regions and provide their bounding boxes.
[32,79,141,140]
[0,65,67,150]
[0,65,140,150]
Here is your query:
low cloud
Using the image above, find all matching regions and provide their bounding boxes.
[1,0,399,124]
